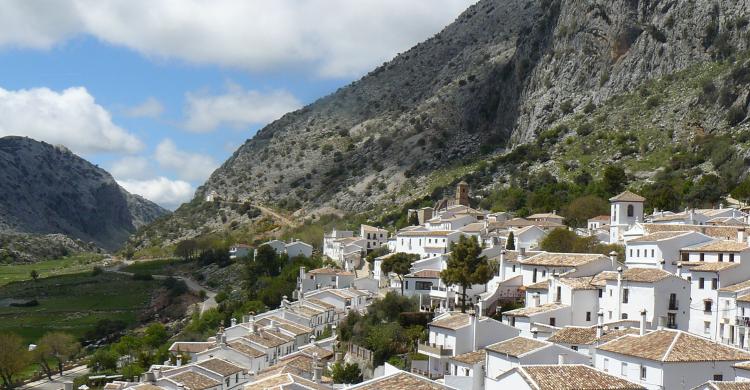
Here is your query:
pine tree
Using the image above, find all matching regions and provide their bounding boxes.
[506,231,515,250]
[441,235,495,312]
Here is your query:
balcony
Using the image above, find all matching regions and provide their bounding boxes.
[429,286,453,299]
[418,342,453,357]
[737,316,750,328]
[669,299,679,311]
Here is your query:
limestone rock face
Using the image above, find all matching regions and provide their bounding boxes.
[0,136,169,251]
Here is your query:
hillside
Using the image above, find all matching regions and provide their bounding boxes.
[129,0,750,249]
[0,136,169,252]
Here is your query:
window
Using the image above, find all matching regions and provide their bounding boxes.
[705,300,713,313]
[571,345,578,351]
[636,249,640,257]
[598,289,603,298]
[225,378,230,387]
[622,288,629,303]
[669,293,678,310]
[699,278,705,289]
[235,374,239,382]
[542,269,547,277]
[603,358,609,372]
[712,278,718,289]
[681,252,689,262]
[667,313,677,329]
[533,268,538,283]
[700,253,705,261]
[549,317,556,326]
[714,374,724,381]
[608,311,613,319]
[405,281,409,290]
[640,366,647,380]
[415,281,432,290]
[511,317,516,327]
[730,253,736,262]
[627,205,634,217]
[651,249,655,257]
[622,313,628,319]
[621,362,628,376]
[629,249,633,257]
[719,253,724,262]
[586,312,591,321]
[609,289,613,297]
[705,321,711,334]
[556,286,562,303]
[512,265,516,272]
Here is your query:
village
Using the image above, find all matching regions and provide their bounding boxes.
[77,182,750,390]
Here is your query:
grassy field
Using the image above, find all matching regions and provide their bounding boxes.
[121,258,189,275]
[0,271,160,344]
[0,254,105,286]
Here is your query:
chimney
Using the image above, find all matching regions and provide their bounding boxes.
[739,228,746,244]
[472,362,485,390]
[312,353,321,383]
[552,210,557,215]
[640,309,647,336]
[659,259,665,270]
[499,250,506,280]
[519,247,526,261]
[471,312,478,351]
[154,368,161,380]
[176,356,182,367]
[676,264,682,278]
[557,354,567,365]
[609,251,618,269]
[596,311,604,338]
[531,327,539,339]
[231,317,237,327]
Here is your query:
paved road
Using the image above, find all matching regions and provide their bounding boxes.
[20,365,89,390]
[106,261,217,314]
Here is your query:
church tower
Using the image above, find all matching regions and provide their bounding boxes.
[609,190,645,244]
[456,181,469,206]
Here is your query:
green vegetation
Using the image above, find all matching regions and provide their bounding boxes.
[0,272,160,343]
[0,254,104,286]
[381,253,418,296]
[330,362,362,384]
[540,228,623,261]
[441,236,495,312]
[121,258,188,275]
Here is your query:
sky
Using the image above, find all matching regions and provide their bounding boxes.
[0,0,474,210]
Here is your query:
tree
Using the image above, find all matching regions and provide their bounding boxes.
[539,228,579,253]
[174,239,198,261]
[562,195,609,227]
[36,332,79,379]
[29,270,39,282]
[254,244,282,277]
[143,323,168,349]
[381,253,417,296]
[365,246,388,269]
[88,348,118,373]
[505,232,515,250]
[440,235,495,313]
[0,332,30,389]
[602,165,627,196]
[330,362,362,384]
[732,178,750,203]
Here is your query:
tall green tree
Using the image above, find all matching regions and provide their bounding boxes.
[174,239,199,260]
[0,332,30,389]
[505,232,515,250]
[562,195,609,227]
[441,235,495,313]
[35,332,79,378]
[381,253,417,296]
[602,165,627,196]
[330,362,362,384]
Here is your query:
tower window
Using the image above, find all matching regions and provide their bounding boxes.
[627,204,634,217]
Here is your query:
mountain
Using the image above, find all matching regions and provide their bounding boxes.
[130,0,750,248]
[0,136,169,252]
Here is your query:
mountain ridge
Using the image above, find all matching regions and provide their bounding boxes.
[0,136,169,252]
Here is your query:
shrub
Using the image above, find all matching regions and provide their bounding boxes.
[727,106,747,126]
[645,95,661,109]
[559,100,574,114]
[132,273,153,281]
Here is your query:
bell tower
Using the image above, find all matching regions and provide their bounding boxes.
[456,181,469,206]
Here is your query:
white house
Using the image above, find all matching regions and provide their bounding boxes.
[588,215,611,231]
[393,228,462,259]
[489,364,645,390]
[484,336,590,379]
[718,279,750,350]
[518,252,614,286]
[502,303,571,336]
[609,191,646,244]
[257,240,313,259]
[417,312,519,379]
[360,224,389,252]
[297,267,355,295]
[156,358,249,390]
[595,329,750,389]
[625,231,713,273]
[547,325,639,362]
[597,267,690,329]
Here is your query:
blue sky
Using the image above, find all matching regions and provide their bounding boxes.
[0,1,474,209]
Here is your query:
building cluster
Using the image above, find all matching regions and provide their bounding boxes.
[103,183,750,389]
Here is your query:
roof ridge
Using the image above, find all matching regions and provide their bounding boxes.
[662,330,681,361]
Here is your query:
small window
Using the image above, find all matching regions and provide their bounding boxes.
[705,300,713,313]
[621,362,628,376]
[629,249,633,257]
[699,278,705,289]
[549,317,556,326]
[700,253,705,261]
[586,312,591,322]
[627,205,634,217]
[640,366,647,380]
[714,374,724,381]
[705,321,711,334]
[730,253,736,262]
[712,278,718,290]
[571,345,578,351]
[608,311,613,319]
[603,358,609,372]
[651,249,655,257]
[598,289,603,298]
[622,313,629,320]
[636,249,640,257]
[719,253,724,262]
[622,288,629,303]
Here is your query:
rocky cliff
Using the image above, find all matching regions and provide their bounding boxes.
[131,0,750,248]
[0,136,168,251]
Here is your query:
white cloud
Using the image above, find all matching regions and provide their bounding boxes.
[155,139,218,181]
[109,156,151,180]
[125,97,164,118]
[0,86,143,154]
[184,84,301,132]
[118,177,193,210]
[0,0,473,78]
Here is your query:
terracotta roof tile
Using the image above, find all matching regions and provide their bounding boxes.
[503,303,568,317]
[350,371,451,389]
[515,364,645,389]
[196,358,243,376]
[548,326,639,345]
[642,224,741,241]
[609,191,645,202]
[693,381,750,390]
[599,268,673,283]
[720,279,750,293]
[308,267,354,276]
[407,269,441,278]
[687,262,739,272]
[486,337,548,357]
[429,312,471,330]
[598,330,750,362]
[628,231,692,242]
[684,240,750,252]
[168,371,220,390]
[519,252,607,267]
[227,341,265,358]
[450,349,485,365]
[169,342,215,353]
[398,230,457,237]
[243,373,328,390]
